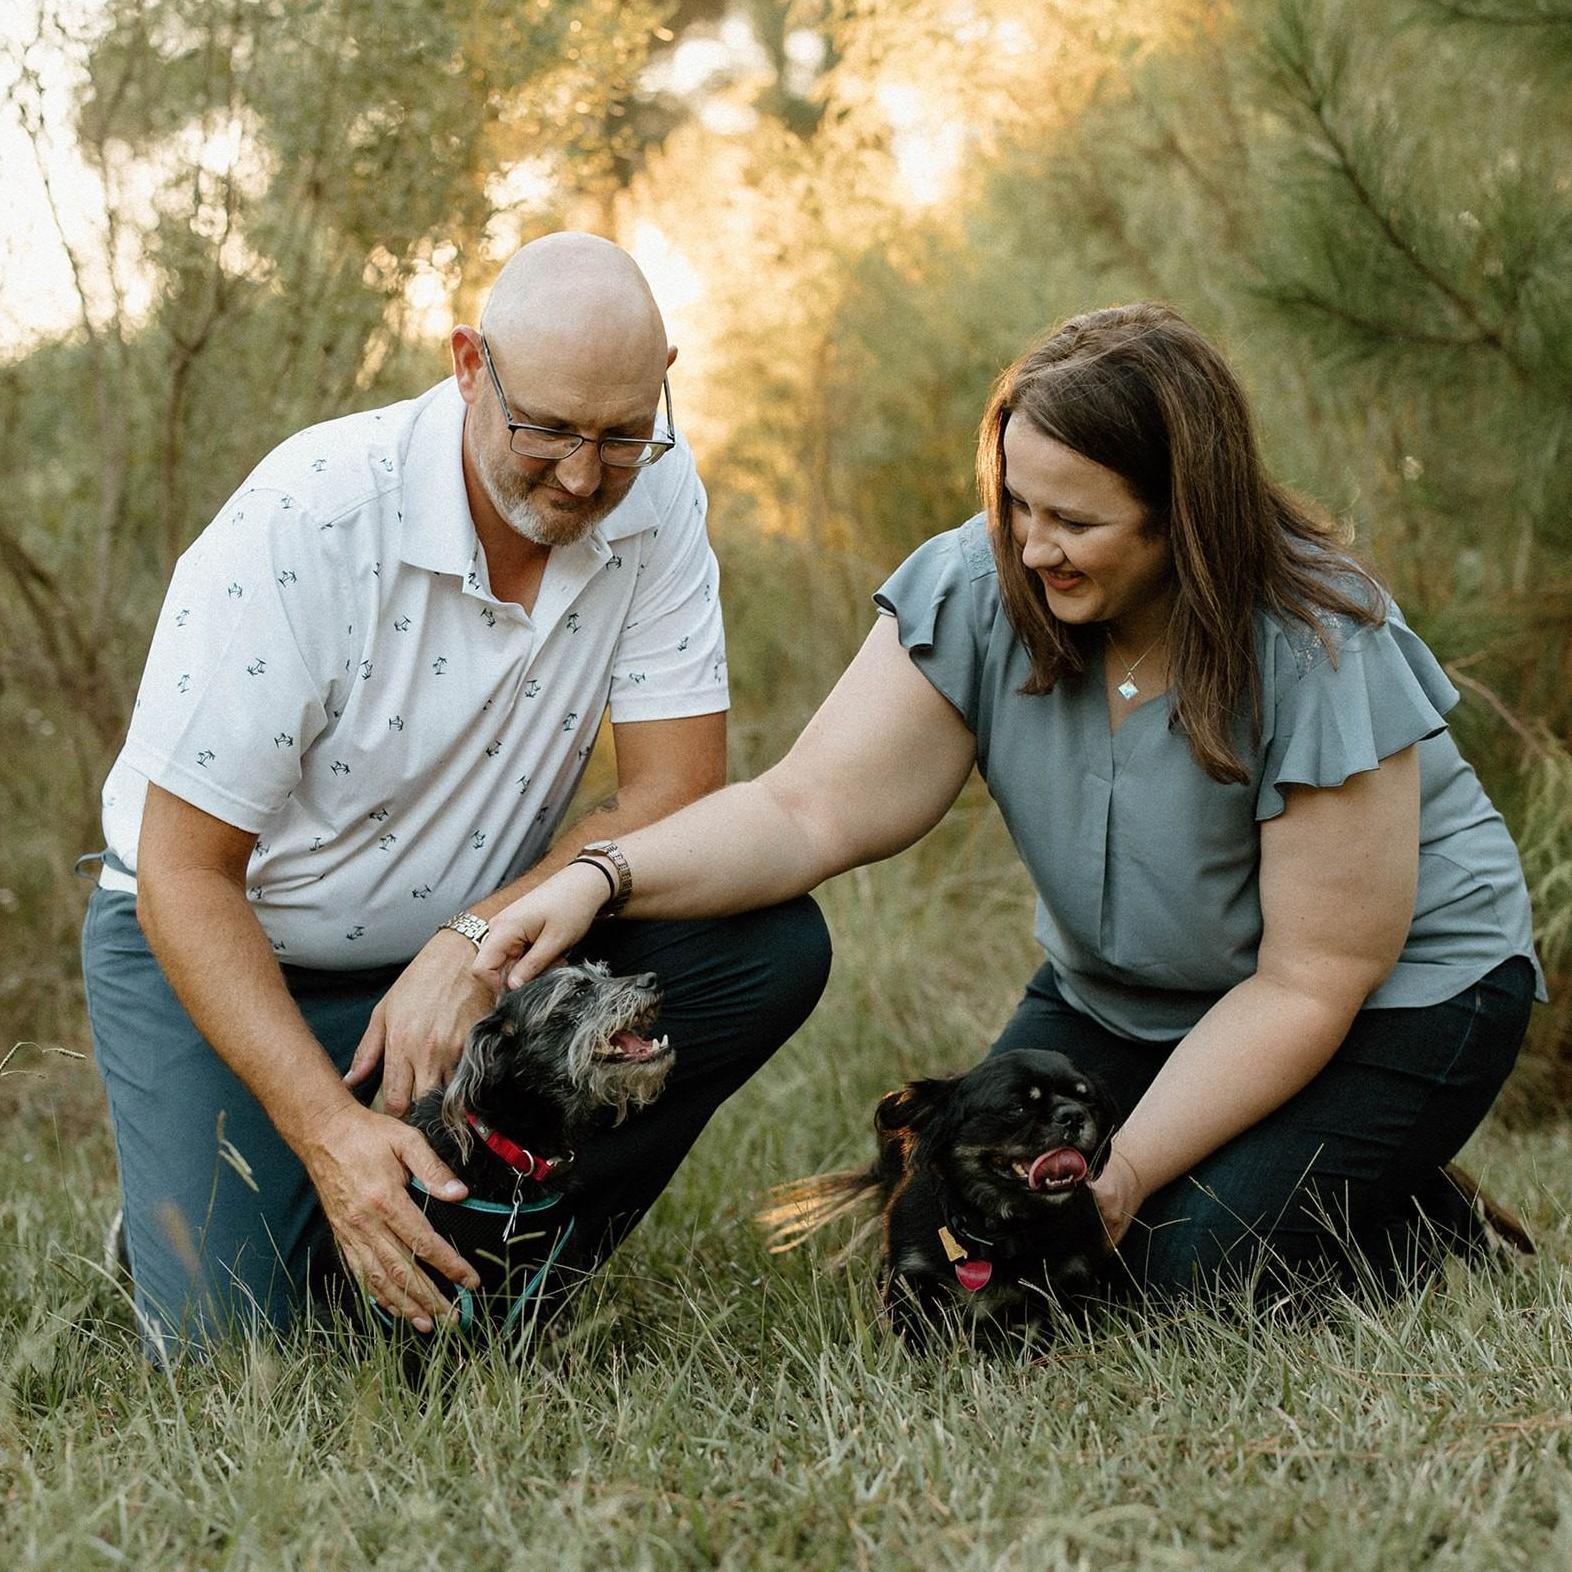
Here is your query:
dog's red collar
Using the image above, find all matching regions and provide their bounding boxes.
[465,1112,567,1182]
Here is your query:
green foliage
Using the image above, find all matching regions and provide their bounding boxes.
[1250,0,1572,575]
[626,0,1571,1086]
[3,0,665,615]
[1516,734,1572,1093]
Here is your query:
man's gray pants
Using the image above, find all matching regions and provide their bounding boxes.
[82,883,831,1360]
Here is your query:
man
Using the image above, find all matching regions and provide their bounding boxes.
[84,233,830,1358]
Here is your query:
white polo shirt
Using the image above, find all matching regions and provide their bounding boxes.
[100,378,728,968]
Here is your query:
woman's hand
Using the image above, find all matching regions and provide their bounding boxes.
[473,861,610,990]
[1089,1146,1147,1252]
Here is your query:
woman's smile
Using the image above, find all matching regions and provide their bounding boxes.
[1041,568,1086,593]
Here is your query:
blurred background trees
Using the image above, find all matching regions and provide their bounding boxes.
[3,0,1568,1094]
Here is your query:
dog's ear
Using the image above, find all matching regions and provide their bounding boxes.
[439,1008,517,1157]
[1072,1066,1120,1132]
[874,1085,918,1135]
[875,1078,955,1135]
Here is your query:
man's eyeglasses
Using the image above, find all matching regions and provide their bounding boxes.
[478,334,676,469]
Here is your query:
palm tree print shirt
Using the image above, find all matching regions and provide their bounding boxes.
[99,379,727,967]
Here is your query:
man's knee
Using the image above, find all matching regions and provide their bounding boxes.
[734,894,833,1021]
[686,895,832,1081]
[616,894,832,1027]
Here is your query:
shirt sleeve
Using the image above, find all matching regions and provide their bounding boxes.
[871,517,990,732]
[1254,600,1458,822]
[117,486,350,831]
[607,438,729,723]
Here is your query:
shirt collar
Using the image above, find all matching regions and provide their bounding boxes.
[397,379,474,576]
[397,378,663,576]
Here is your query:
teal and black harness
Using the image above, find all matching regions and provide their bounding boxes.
[405,1176,575,1337]
[374,1118,577,1338]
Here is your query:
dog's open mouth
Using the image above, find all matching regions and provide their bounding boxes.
[1004,1147,1089,1191]
[597,1023,671,1064]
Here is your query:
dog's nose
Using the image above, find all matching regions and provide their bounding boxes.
[1051,1102,1090,1141]
[632,971,658,991]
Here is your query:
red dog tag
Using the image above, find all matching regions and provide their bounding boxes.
[955,1259,993,1293]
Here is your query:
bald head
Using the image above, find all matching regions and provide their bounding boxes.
[481,232,670,397]
[456,234,677,552]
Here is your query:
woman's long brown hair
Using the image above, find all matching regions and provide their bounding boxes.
[977,303,1383,784]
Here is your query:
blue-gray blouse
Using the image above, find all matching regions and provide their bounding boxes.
[875,516,1544,1042]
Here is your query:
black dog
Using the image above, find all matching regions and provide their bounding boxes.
[760,1049,1117,1345]
[399,959,674,1335]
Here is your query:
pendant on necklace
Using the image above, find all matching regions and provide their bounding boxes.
[1117,677,1140,701]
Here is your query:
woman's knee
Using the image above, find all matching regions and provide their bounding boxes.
[1117,1179,1260,1297]
[1120,1171,1387,1301]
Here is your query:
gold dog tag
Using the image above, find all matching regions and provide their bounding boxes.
[937,1226,967,1263]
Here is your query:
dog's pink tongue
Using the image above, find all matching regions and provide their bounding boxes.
[610,1029,658,1062]
[1028,1148,1088,1190]
[955,1260,993,1293]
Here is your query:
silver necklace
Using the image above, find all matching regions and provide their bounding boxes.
[1107,630,1162,701]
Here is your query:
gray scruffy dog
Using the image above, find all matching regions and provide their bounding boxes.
[409,959,674,1202]
[393,960,674,1336]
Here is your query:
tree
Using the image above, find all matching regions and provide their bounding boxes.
[0,0,663,749]
[617,0,1572,1094]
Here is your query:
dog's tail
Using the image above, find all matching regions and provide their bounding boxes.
[756,1167,882,1255]
[1443,1161,1535,1256]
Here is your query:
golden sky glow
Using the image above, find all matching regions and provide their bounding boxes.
[1,0,1189,358]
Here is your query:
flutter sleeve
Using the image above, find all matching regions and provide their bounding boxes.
[1255,602,1459,821]
[872,517,993,732]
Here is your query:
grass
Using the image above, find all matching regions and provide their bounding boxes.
[3,811,1571,1570]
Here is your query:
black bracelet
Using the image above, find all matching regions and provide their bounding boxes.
[569,855,619,908]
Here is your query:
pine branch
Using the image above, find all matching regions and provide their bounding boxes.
[1259,284,1494,352]
[1306,99,1510,357]
[1419,0,1572,26]
[1265,14,1536,379]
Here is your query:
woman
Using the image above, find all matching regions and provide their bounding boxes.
[474,304,1543,1298]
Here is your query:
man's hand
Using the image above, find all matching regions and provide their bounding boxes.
[300,1102,481,1330]
[345,930,498,1117]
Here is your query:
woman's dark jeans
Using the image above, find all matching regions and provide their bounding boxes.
[990,957,1535,1301]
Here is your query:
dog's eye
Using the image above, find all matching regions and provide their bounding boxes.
[1073,1082,1088,1096]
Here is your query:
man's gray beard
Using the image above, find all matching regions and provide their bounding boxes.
[476,444,617,548]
